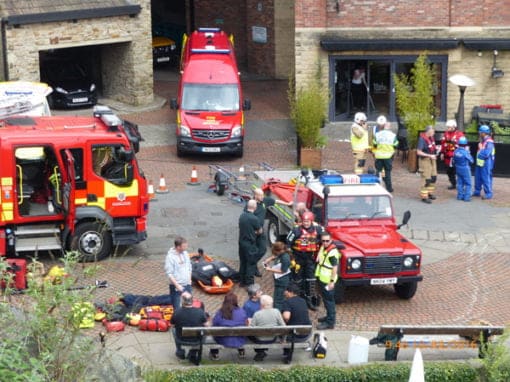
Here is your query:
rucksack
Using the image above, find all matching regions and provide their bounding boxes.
[313,332,327,359]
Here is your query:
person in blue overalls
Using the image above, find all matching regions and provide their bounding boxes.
[473,125,495,200]
[452,136,473,202]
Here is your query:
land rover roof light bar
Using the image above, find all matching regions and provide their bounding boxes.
[93,105,122,131]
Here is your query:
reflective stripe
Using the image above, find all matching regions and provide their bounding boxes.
[315,245,340,284]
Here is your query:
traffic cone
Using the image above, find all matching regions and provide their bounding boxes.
[156,174,169,193]
[238,165,246,180]
[147,180,156,200]
[187,166,201,186]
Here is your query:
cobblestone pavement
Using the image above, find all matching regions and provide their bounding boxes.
[85,72,510,331]
[33,71,509,370]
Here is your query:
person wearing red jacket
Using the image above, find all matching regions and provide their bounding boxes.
[440,119,465,190]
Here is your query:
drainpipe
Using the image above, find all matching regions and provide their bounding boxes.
[1,19,9,80]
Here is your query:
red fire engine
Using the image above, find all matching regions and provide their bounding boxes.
[0,106,148,262]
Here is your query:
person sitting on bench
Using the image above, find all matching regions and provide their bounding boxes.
[170,292,208,364]
[249,294,286,361]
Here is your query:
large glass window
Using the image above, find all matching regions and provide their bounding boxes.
[330,55,447,122]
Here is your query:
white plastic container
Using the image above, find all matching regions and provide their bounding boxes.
[347,335,369,364]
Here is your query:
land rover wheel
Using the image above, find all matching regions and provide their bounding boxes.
[394,281,418,299]
[267,215,281,247]
[334,281,346,304]
[70,221,112,262]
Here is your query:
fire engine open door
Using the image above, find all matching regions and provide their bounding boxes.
[62,149,76,230]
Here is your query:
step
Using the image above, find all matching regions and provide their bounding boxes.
[15,225,60,237]
[15,236,62,252]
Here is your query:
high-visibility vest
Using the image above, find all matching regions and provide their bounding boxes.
[315,244,340,284]
[351,124,369,151]
[373,130,397,159]
[476,137,495,167]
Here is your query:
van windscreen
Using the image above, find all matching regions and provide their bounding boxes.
[182,84,239,111]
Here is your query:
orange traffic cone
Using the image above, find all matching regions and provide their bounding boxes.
[187,166,201,186]
[147,180,156,200]
[156,174,169,193]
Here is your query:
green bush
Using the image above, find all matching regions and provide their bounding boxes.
[0,252,101,382]
[143,362,479,382]
[394,53,436,149]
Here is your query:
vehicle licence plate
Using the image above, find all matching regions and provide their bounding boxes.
[202,147,221,153]
[157,57,170,63]
[370,277,397,285]
[72,97,88,103]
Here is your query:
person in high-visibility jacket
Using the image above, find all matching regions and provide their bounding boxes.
[373,122,398,192]
[350,112,369,174]
[314,232,340,330]
[473,125,495,200]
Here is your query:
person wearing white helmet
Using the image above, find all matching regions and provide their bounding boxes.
[373,121,398,192]
[439,119,465,190]
[351,112,369,174]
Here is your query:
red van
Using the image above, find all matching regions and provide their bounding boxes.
[170,28,250,157]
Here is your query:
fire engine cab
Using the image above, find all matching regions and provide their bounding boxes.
[259,170,423,303]
[170,27,251,157]
[0,106,148,262]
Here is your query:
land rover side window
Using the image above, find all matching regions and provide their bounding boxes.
[182,83,239,111]
[92,145,134,186]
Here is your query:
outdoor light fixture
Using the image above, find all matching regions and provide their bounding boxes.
[449,74,475,132]
[492,50,504,78]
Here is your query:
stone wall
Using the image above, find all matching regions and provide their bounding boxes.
[3,0,153,106]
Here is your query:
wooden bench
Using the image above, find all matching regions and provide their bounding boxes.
[180,325,313,365]
[371,324,505,361]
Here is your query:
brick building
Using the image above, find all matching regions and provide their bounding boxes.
[294,0,510,124]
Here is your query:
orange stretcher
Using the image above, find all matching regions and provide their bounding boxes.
[189,252,234,294]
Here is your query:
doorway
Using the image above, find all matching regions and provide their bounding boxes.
[330,55,447,122]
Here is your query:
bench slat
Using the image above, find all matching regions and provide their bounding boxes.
[379,325,504,337]
[181,325,312,337]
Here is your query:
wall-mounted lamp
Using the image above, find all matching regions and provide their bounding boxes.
[492,49,504,78]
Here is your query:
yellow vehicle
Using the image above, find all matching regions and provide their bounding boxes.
[152,36,177,65]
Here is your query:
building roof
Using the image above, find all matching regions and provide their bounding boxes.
[0,0,141,25]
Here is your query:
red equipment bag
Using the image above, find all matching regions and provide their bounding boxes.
[1,258,27,290]
[102,319,125,332]
[138,318,169,332]
[139,305,174,321]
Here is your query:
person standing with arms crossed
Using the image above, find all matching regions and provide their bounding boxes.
[473,125,495,200]
[238,199,262,287]
[164,236,192,309]
[373,121,398,192]
[416,125,438,204]
[315,232,340,330]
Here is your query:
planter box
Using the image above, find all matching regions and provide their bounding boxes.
[299,147,322,169]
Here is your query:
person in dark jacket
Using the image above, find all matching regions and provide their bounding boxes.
[209,292,248,360]
[238,199,262,287]
[170,292,208,363]
[262,241,291,312]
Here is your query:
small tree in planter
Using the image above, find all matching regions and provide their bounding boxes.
[394,53,436,171]
[288,65,328,168]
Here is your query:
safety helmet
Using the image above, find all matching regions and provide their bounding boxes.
[301,211,315,222]
[458,136,468,145]
[376,115,387,125]
[446,119,457,128]
[354,112,367,124]
[479,125,491,134]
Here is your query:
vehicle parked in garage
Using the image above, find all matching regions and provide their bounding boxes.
[152,36,178,66]
[41,60,97,109]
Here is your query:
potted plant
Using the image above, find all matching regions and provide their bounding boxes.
[288,66,328,168]
[394,53,436,172]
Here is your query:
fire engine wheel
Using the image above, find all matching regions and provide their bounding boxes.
[394,281,418,299]
[70,222,113,262]
[267,215,281,247]
[334,281,345,304]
